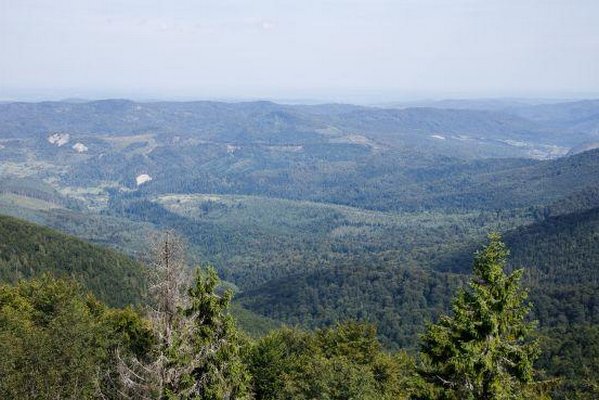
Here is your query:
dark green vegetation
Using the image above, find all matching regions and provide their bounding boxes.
[0,215,279,336]
[0,275,153,399]
[0,238,560,399]
[420,234,540,399]
[0,214,146,307]
[538,324,599,399]
[1,99,598,397]
[247,323,422,399]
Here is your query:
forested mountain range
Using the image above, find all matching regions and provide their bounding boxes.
[387,98,599,133]
[236,199,599,347]
[0,99,597,358]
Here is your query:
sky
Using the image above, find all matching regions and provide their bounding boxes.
[1,0,598,102]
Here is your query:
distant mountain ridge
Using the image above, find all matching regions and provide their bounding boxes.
[1,97,599,351]
[0,98,591,148]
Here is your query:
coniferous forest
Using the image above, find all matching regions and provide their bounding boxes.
[0,218,597,399]
[2,2,599,396]
[0,98,598,399]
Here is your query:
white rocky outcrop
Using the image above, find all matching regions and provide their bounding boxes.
[72,142,88,153]
[48,133,70,146]
[136,174,152,186]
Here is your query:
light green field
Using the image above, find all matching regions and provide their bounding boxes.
[155,192,533,239]
[0,160,68,178]
[0,193,63,211]
[102,134,158,154]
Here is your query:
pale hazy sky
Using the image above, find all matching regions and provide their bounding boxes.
[1,0,598,102]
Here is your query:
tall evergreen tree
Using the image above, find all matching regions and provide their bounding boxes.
[419,233,541,400]
[183,267,252,400]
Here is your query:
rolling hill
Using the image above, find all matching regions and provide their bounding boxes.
[237,202,599,347]
[1,99,598,351]
[0,214,146,307]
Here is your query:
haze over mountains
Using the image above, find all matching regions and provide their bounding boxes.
[1,97,598,398]
[1,97,598,340]
[2,98,598,159]
[3,0,599,395]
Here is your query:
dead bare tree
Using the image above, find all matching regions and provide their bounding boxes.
[116,230,193,399]
[147,229,189,344]
[114,230,251,399]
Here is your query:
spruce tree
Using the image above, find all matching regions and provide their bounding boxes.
[420,233,540,400]
[183,267,251,400]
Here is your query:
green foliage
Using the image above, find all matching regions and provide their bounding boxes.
[506,206,599,327]
[229,303,281,338]
[2,100,599,398]
[0,214,146,307]
[0,176,77,208]
[0,253,593,399]
[182,267,252,399]
[239,263,464,349]
[3,112,599,354]
[420,234,541,399]
[246,322,420,400]
[537,324,599,399]
[436,203,599,327]
[0,275,153,399]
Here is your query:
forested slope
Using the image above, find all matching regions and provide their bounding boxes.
[238,202,599,348]
[509,207,599,327]
[0,214,146,306]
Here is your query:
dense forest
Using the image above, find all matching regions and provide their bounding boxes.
[4,0,599,392]
[0,218,599,399]
[1,231,595,399]
[1,99,598,398]
[0,214,145,307]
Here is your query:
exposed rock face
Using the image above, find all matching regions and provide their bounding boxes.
[72,142,88,153]
[136,174,152,186]
[48,133,70,146]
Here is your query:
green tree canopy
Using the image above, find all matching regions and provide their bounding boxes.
[247,322,418,400]
[183,267,252,399]
[420,233,541,400]
[0,274,152,399]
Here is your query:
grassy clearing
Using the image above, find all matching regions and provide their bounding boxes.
[0,193,63,211]
[101,134,158,154]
